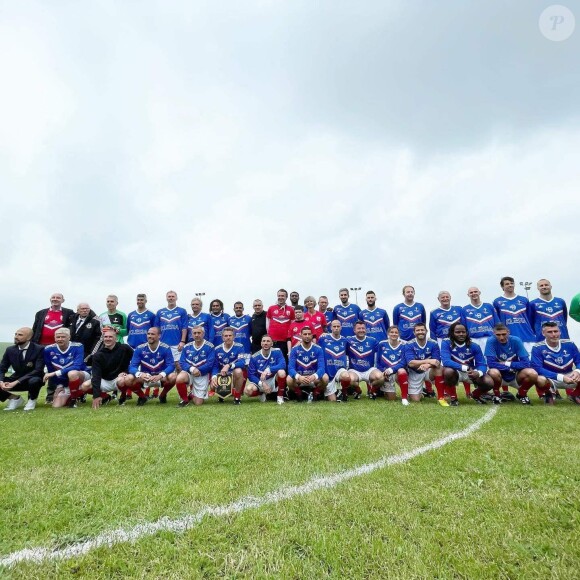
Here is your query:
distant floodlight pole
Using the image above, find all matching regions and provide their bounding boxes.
[195,292,205,298]
[350,286,362,306]
[519,281,532,299]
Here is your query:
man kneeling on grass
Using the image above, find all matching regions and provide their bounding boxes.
[85,327,133,409]
[123,327,176,406]
[173,326,216,407]
[245,335,287,404]
[440,322,495,406]
[287,326,334,402]
[43,328,91,408]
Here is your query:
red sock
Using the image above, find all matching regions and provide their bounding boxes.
[463,382,471,397]
[101,393,111,404]
[340,374,351,397]
[249,390,260,397]
[571,387,580,397]
[566,388,574,397]
[447,385,458,399]
[144,386,150,397]
[354,385,362,395]
[126,389,132,397]
[176,382,188,402]
[131,386,146,398]
[398,371,409,399]
[434,376,445,399]
[312,387,321,398]
[501,384,509,392]
[153,387,159,397]
[518,379,533,397]
[425,380,434,394]
[472,387,482,399]
[232,389,242,399]
[68,377,82,399]
[276,376,286,397]
[368,383,376,395]
[294,387,303,400]
[160,384,173,397]
[493,387,501,397]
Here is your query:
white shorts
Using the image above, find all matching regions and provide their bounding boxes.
[350,367,379,383]
[143,380,162,388]
[501,377,519,388]
[254,377,276,393]
[55,370,91,395]
[471,337,490,352]
[184,372,210,399]
[170,345,181,362]
[408,368,434,396]
[380,373,397,393]
[100,378,120,393]
[327,368,348,393]
[548,378,573,390]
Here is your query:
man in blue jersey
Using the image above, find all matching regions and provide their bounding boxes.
[211,327,246,404]
[347,321,382,399]
[441,322,495,406]
[288,326,332,402]
[245,335,287,404]
[230,301,252,359]
[493,277,536,355]
[360,290,390,343]
[393,285,427,342]
[209,299,231,347]
[532,321,580,405]
[318,296,333,331]
[186,297,215,344]
[127,294,156,349]
[155,290,188,367]
[333,288,361,338]
[376,326,409,405]
[123,327,175,406]
[174,326,216,407]
[403,323,446,405]
[319,320,352,402]
[43,328,90,408]
[462,287,499,354]
[530,279,569,341]
[429,291,463,345]
[485,324,538,405]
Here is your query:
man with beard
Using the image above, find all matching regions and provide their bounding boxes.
[360,290,390,343]
[245,335,287,404]
[333,288,361,338]
[209,299,231,347]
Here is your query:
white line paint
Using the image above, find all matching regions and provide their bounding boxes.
[0,408,497,568]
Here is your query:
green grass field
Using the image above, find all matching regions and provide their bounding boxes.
[1,390,579,579]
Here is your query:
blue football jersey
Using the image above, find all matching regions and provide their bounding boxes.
[332,303,361,337]
[212,342,245,375]
[186,312,215,343]
[229,315,252,354]
[318,333,349,379]
[155,307,188,346]
[462,303,499,339]
[493,296,535,342]
[393,302,427,341]
[529,297,569,341]
[129,342,174,376]
[347,335,378,372]
[532,340,580,381]
[210,312,231,346]
[360,307,390,342]
[180,340,215,376]
[127,309,156,349]
[248,348,286,384]
[44,342,86,376]
[376,340,406,373]
[429,306,464,340]
[288,343,325,378]
[403,339,440,367]
[440,339,486,373]
[485,335,530,381]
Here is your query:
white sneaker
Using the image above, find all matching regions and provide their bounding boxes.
[277,396,284,405]
[401,398,410,406]
[259,393,267,403]
[24,399,37,411]
[4,397,24,411]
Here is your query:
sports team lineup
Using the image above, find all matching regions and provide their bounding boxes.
[2,277,580,412]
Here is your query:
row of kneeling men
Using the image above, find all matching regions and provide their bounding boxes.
[1,318,580,411]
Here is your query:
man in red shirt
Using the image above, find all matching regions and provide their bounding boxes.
[287,306,310,350]
[32,293,75,404]
[267,289,295,363]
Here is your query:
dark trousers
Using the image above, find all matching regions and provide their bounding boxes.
[0,376,43,401]
[273,341,289,364]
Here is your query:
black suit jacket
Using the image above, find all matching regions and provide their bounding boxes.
[0,343,45,383]
[32,307,75,344]
[70,311,102,356]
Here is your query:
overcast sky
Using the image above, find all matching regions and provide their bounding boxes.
[1,0,579,342]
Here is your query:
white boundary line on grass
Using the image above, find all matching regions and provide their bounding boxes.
[0,408,497,568]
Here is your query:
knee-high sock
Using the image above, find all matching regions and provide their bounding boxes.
[434,376,445,399]
[463,382,471,397]
[447,385,458,400]
[276,376,286,397]
[294,387,303,400]
[160,383,174,397]
[340,374,351,398]
[176,382,188,402]
[68,377,82,399]
[398,371,409,399]
[425,380,434,394]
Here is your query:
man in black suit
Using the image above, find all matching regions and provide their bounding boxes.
[0,327,45,411]
[70,303,102,363]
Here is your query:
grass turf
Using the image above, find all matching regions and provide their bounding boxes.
[0,390,578,578]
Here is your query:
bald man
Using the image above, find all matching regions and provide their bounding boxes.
[0,328,45,411]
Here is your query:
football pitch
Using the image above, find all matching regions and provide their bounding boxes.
[1,393,578,579]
